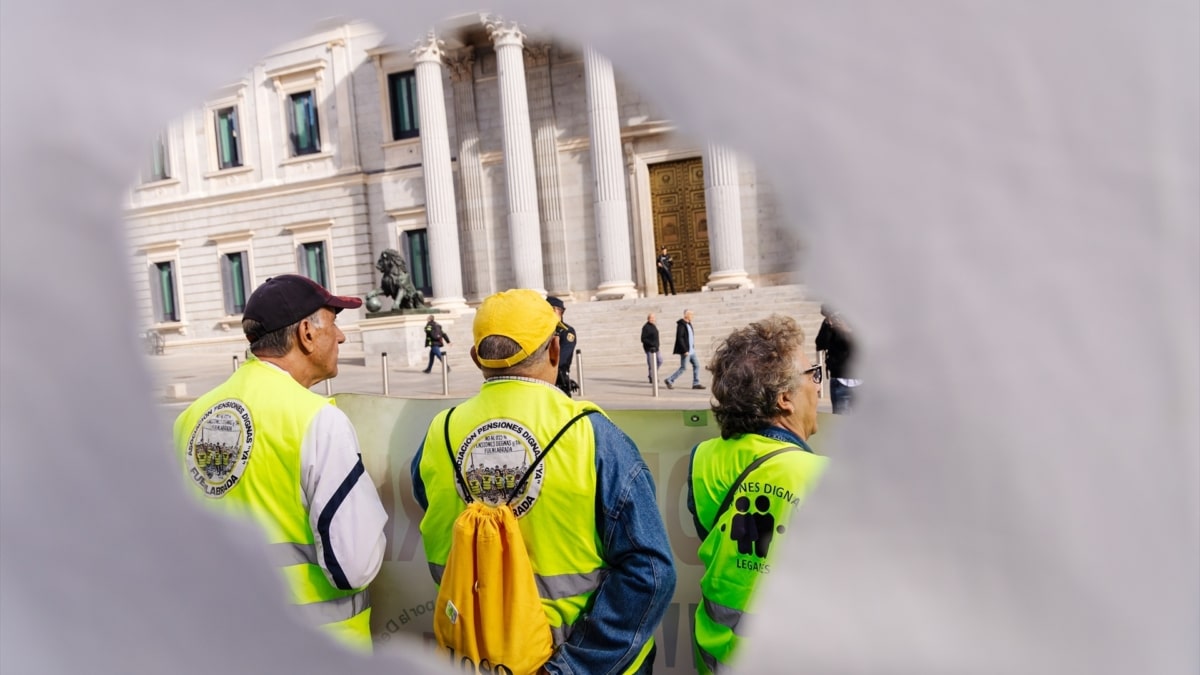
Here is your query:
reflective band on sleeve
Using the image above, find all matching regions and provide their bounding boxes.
[294,589,370,626]
[269,542,318,567]
[550,622,573,646]
[535,569,605,600]
[703,597,748,635]
[698,645,723,673]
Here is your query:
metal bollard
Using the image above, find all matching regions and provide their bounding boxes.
[324,379,333,396]
[441,350,450,396]
[651,353,660,397]
[817,351,826,399]
[575,350,585,397]
[381,352,390,396]
[232,355,239,372]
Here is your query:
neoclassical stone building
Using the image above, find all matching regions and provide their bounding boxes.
[125,15,799,353]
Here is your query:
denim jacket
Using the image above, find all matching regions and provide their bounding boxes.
[412,411,676,675]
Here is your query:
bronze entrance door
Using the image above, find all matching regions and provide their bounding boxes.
[649,158,710,293]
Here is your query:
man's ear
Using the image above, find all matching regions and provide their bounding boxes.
[777,388,796,415]
[548,334,561,370]
[469,345,482,369]
[296,318,317,354]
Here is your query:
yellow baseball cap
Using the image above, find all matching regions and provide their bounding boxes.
[473,289,560,368]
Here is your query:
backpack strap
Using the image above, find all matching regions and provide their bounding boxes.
[442,406,601,506]
[506,409,600,504]
[441,406,474,503]
[703,446,803,539]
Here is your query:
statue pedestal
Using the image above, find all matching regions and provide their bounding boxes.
[359,310,461,368]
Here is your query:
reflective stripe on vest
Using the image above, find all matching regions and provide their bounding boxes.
[295,589,370,626]
[702,597,749,636]
[428,562,605,601]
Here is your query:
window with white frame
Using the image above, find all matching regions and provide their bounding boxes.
[266,59,328,162]
[143,241,184,326]
[214,106,242,169]
[402,228,431,297]
[285,220,335,291]
[388,71,419,141]
[210,230,255,329]
[300,241,328,287]
[287,90,321,156]
[222,251,252,314]
[147,130,170,182]
[154,261,179,322]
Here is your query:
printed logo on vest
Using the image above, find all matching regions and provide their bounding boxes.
[184,399,254,499]
[722,495,786,571]
[456,418,544,517]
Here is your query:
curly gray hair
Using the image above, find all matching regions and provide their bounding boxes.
[709,315,806,439]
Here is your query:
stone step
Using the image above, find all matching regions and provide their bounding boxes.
[556,284,826,369]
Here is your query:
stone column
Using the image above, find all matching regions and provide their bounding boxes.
[525,43,571,296]
[703,143,754,290]
[447,48,493,301]
[486,17,545,294]
[584,47,637,299]
[413,32,467,309]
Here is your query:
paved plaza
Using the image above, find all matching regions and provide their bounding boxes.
[148,349,835,415]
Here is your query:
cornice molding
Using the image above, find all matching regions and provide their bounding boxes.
[124,173,367,219]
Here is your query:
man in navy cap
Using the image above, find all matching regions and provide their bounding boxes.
[173,275,387,652]
[546,296,577,397]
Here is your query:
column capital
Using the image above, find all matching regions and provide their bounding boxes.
[446,47,475,83]
[485,16,525,48]
[411,31,445,64]
[524,42,552,67]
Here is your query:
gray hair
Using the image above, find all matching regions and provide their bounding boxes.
[244,309,322,358]
[476,333,554,375]
[709,315,806,439]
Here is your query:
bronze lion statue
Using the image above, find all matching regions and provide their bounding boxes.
[366,249,427,311]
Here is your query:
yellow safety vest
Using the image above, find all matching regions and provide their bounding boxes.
[173,359,372,652]
[690,432,827,673]
[417,379,655,674]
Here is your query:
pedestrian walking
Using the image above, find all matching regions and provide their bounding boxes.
[641,313,662,383]
[423,314,451,373]
[665,309,705,389]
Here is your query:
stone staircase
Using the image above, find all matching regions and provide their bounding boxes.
[559,284,826,373]
[340,283,826,373]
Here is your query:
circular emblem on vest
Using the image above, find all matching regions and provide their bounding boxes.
[456,418,545,516]
[184,399,254,499]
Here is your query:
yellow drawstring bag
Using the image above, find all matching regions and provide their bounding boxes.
[432,408,599,675]
[434,502,552,675]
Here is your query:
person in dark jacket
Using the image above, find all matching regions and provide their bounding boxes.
[665,309,705,390]
[422,314,451,374]
[547,296,577,397]
[641,313,662,383]
[815,304,858,413]
[656,247,677,295]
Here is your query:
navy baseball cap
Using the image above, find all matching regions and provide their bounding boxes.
[243,275,361,339]
[546,296,566,310]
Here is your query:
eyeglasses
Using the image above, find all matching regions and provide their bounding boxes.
[800,364,823,384]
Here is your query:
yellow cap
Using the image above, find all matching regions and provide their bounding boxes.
[473,289,559,368]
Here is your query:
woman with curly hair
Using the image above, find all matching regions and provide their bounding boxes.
[687,314,828,673]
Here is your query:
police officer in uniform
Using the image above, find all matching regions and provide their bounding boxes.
[547,296,577,397]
